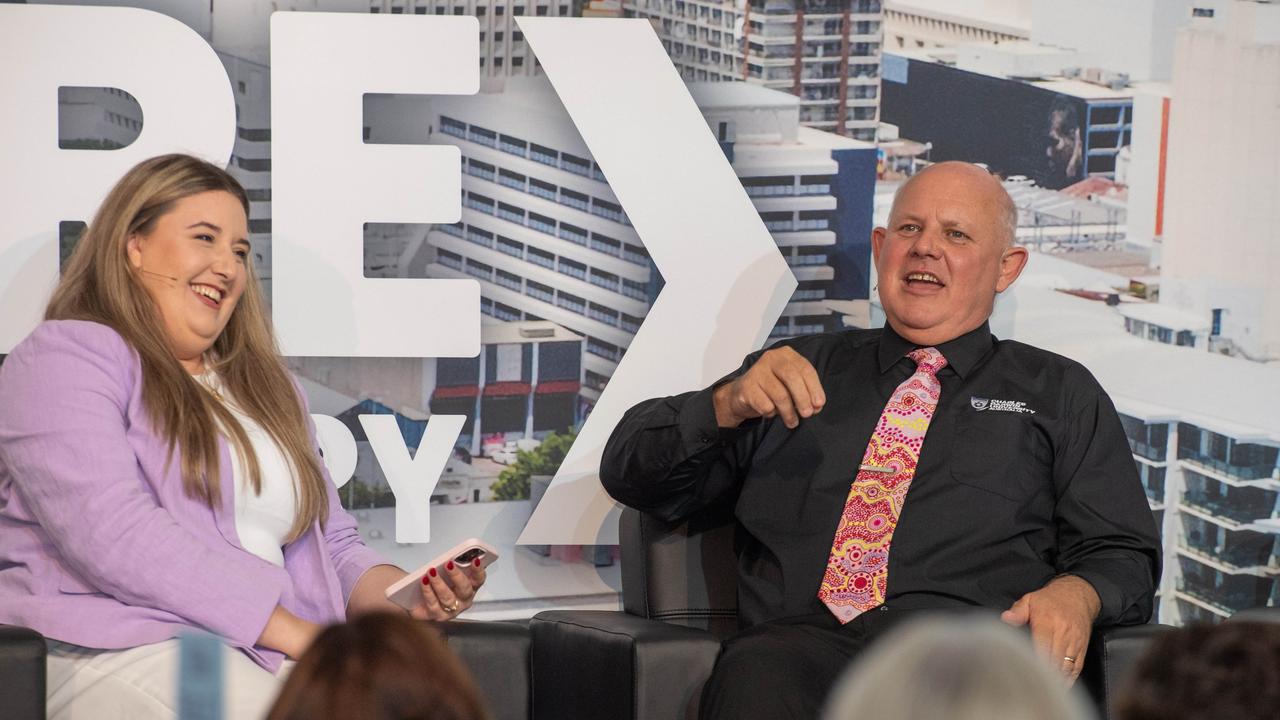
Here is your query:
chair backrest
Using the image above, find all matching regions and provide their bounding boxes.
[619,506,739,638]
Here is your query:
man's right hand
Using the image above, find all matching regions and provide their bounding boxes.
[712,346,826,429]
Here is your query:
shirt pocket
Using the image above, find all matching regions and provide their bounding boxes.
[948,413,1051,503]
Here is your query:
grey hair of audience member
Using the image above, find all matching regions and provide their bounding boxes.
[822,616,1096,720]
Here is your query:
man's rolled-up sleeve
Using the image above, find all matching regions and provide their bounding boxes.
[1052,367,1162,626]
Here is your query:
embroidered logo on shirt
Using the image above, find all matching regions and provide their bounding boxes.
[970,396,1036,414]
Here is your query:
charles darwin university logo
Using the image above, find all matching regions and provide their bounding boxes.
[970,397,1036,414]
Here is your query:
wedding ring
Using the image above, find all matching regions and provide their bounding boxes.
[442,600,460,614]
[1063,656,1076,664]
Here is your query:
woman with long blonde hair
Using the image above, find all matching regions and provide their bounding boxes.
[0,154,486,719]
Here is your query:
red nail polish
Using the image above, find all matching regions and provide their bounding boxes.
[446,561,455,571]
[421,576,430,585]
[428,567,438,578]
[474,558,481,567]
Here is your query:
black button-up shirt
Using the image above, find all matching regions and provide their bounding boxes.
[601,323,1161,627]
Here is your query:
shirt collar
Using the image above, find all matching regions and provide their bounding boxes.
[877,321,993,379]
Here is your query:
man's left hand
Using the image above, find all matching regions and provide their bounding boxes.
[1000,575,1101,683]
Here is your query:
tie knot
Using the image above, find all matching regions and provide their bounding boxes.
[907,347,947,375]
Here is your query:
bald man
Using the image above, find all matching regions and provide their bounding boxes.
[602,163,1160,719]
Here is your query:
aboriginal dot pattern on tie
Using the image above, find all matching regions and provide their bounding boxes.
[817,346,947,623]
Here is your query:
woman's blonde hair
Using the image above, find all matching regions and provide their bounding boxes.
[823,616,1095,720]
[46,153,328,539]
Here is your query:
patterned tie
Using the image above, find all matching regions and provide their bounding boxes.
[818,346,948,623]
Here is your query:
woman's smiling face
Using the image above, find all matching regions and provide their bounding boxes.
[126,190,251,372]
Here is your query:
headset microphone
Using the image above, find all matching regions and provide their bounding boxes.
[139,268,179,282]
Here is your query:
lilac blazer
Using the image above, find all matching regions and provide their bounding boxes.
[0,320,386,672]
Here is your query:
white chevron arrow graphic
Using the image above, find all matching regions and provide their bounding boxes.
[516,18,796,545]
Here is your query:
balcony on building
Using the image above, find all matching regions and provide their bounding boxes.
[1175,555,1276,619]
[1178,512,1280,576]
[1138,463,1166,509]
[1119,414,1169,462]
[1178,423,1280,484]
[1180,469,1278,529]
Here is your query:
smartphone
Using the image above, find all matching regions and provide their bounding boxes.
[384,537,499,611]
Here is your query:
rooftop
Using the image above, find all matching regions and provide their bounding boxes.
[886,48,1168,101]
[1004,179,1126,228]
[1027,77,1135,100]
[964,40,1068,57]
[481,319,583,345]
[1006,253,1280,445]
[1116,302,1212,333]
[885,0,1031,37]
[688,81,800,111]
[794,125,877,151]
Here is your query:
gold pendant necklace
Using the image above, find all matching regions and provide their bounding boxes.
[196,368,227,404]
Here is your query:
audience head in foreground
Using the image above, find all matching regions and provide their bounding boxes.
[268,612,489,720]
[823,616,1096,720]
[1116,620,1280,720]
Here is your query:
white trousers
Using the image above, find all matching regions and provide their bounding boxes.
[46,640,293,720]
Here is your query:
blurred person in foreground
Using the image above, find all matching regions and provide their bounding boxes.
[823,616,1096,720]
[602,161,1161,719]
[1115,621,1280,720]
[0,154,486,719]
[268,612,488,720]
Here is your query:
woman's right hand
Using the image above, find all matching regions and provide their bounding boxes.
[258,605,323,659]
[410,559,487,621]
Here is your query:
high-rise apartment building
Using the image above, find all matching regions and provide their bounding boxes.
[363,78,876,404]
[367,0,575,76]
[1119,412,1280,624]
[625,0,885,140]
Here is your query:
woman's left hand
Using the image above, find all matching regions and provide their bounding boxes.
[410,558,488,621]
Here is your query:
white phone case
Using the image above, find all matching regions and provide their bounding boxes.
[384,537,499,611]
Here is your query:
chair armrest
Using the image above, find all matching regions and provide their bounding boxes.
[0,624,47,720]
[531,611,722,720]
[1228,606,1280,624]
[1079,623,1175,720]
[433,619,531,720]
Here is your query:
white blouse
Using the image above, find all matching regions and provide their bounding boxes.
[195,370,297,567]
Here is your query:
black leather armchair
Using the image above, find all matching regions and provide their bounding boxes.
[531,506,736,720]
[0,620,532,720]
[0,625,45,720]
[436,619,533,720]
[530,506,1175,720]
